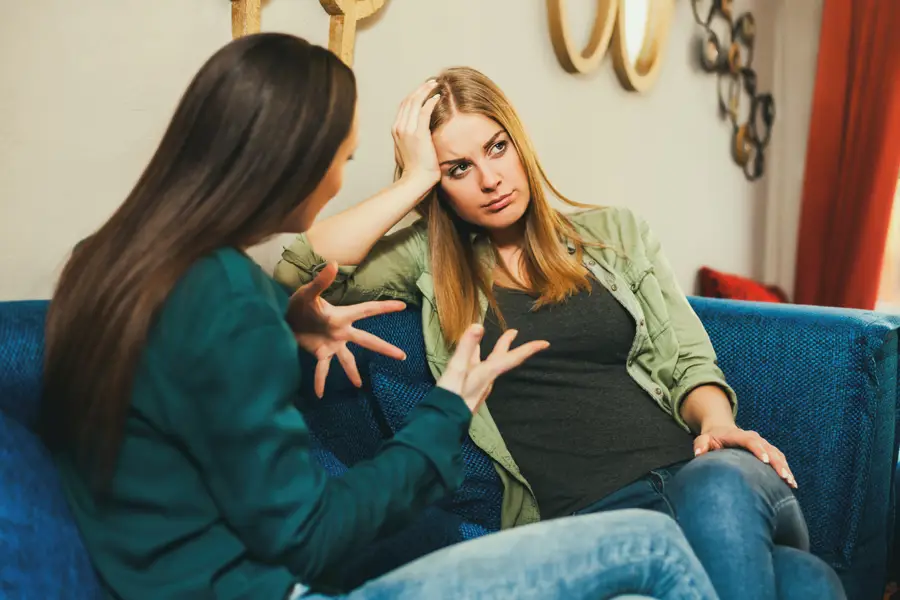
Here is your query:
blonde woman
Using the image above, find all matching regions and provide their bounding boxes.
[275,68,846,600]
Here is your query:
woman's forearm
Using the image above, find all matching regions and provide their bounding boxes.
[680,384,735,433]
[306,173,436,266]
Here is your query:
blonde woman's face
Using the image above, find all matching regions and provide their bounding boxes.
[432,113,530,231]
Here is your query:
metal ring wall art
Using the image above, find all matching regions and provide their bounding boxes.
[691,0,775,181]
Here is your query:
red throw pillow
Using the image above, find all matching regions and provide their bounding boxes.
[697,267,789,303]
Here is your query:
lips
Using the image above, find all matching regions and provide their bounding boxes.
[484,191,514,212]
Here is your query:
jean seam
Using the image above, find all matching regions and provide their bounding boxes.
[649,471,677,519]
[772,494,798,515]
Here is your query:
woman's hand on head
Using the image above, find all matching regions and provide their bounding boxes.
[437,325,549,414]
[287,262,408,398]
[393,80,442,188]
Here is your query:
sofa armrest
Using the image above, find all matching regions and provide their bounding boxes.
[0,301,49,429]
[689,297,900,599]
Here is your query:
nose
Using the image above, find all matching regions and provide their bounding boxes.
[479,164,502,192]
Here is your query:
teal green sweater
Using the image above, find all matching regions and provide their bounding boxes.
[54,248,471,600]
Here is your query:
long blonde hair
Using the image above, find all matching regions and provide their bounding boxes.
[401,67,596,344]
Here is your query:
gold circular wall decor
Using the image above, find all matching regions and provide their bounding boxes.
[547,0,618,74]
[547,0,674,93]
[611,0,676,93]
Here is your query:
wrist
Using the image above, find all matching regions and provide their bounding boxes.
[699,418,736,434]
[399,169,440,194]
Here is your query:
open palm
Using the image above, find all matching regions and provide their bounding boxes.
[437,324,550,414]
[287,262,407,398]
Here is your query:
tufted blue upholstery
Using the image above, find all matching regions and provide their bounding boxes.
[1,298,898,600]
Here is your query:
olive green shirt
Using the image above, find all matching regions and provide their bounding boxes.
[274,206,737,530]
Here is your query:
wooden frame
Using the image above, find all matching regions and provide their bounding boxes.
[547,0,618,74]
[231,0,261,39]
[610,0,675,93]
[547,0,675,93]
[230,0,386,67]
[320,0,386,66]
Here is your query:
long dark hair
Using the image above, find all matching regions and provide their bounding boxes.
[40,33,356,484]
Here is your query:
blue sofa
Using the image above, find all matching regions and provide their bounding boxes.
[1,297,899,600]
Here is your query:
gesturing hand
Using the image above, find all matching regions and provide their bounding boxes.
[393,79,441,185]
[287,262,408,398]
[694,426,798,489]
[437,324,549,414]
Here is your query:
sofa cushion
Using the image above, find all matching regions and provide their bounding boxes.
[0,300,47,428]
[304,395,494,592]
[0,411,102,599]
[698,266,789,303]
[358,310,503,533]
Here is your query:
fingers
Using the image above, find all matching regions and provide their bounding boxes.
[349,328,407,361]
[447,324,484,372]
[735,431,798,489]
[340,300,407,323]
[469,334,481,369]
[314,358,331,399]
[488,339,550,376]
[766,444,797,489]
[742,432,771,465]
[406,81,439,131]
[416,93,441,133]
[693,434,711,457]
[435,324,485,397]
[446,324,486,377]
[394,80,438,141]
[294,262,338,301]
[478,329,548,376]
[336,346,362,389]
[698,427,798,490]
[487,328,519,358]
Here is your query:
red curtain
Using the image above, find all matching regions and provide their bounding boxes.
[793,0,900,309]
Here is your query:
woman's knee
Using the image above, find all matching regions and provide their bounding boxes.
[669,449,810,549]
[670,449,765,506]
[577,509,694,556]
[581,508,683,537]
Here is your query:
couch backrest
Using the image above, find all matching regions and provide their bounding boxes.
[0,301,103,599]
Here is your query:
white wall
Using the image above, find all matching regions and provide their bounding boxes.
[0,0,794,300]
[761,0,823,296]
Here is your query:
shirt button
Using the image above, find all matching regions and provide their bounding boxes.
[611,284,618,291]
[655,387,662,396]
[639,319,645,327]
[587,259,596,266]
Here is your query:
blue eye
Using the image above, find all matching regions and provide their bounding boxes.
[490,140,508,155]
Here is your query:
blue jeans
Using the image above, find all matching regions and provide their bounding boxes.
[576,449,846,600]
[294,509,718,599]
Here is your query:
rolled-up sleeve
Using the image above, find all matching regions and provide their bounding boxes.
[273,221,427,306]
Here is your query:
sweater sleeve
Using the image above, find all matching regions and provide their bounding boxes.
[172,294,471,582]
